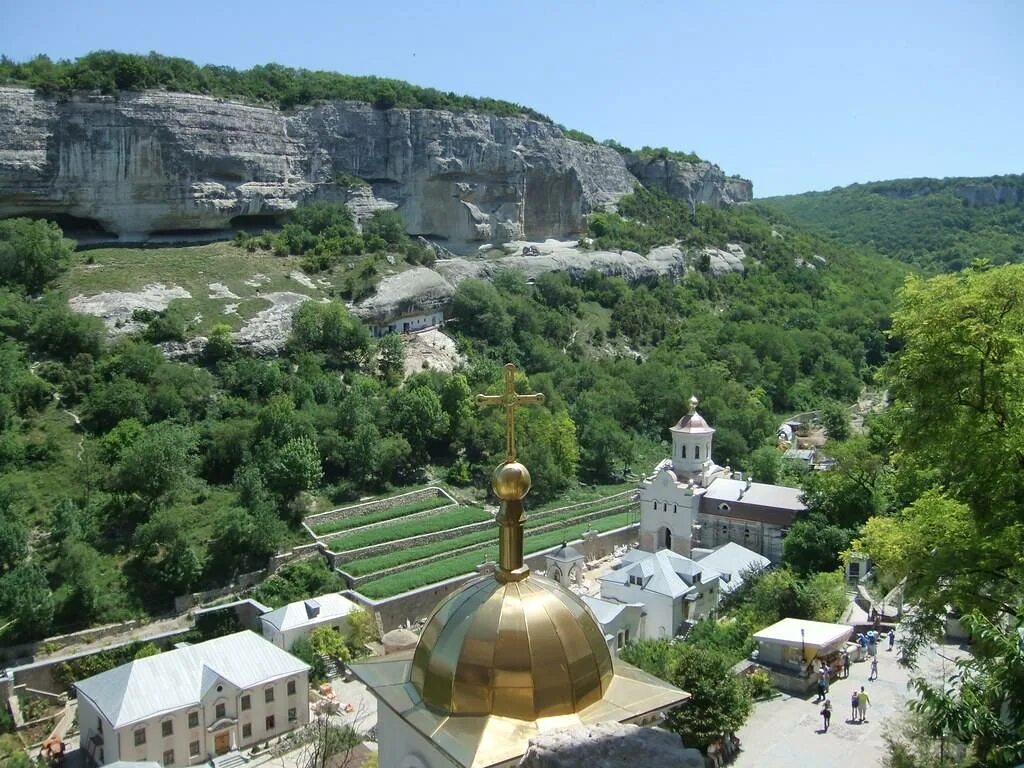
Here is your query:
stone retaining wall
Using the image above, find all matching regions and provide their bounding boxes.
[303,487,454,535]
[329,517,495,564]
[344,523,640,632]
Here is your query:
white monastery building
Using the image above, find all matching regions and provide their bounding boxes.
[260,592,359,650]
[75,631,310,767]
[638,396,805,562]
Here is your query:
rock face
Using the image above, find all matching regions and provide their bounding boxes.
[352,267,455,324]
[435,240,746,286]
[953,182,1024,208]
[0,87,638,251]
[518,722,704,768]
[626,153,753,209]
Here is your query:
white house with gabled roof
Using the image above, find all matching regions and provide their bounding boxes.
[75,631,309,767]
[259,592,359,651]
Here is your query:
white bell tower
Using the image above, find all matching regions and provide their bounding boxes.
[670,396,715,482]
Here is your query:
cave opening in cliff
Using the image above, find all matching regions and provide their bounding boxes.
[19,213,117,240]
[229,213,287,233]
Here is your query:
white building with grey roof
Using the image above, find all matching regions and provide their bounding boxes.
[75,631,309,767]
[259,592,359,651]
[638,397,806,562]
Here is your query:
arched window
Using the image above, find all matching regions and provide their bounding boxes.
[681,445,687,459]
[695,446,701,459]
[664,528,672,550]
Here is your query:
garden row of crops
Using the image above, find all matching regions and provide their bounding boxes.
[326,506,489,551]
[309,494,451,535]
[355,511,635,599]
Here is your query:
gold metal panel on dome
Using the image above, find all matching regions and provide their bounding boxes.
[412,575,615,719]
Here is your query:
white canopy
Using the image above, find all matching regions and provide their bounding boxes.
[753,618,852,649]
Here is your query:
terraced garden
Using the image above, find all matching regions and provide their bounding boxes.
[321,489,635,598]
[308,495,451,536]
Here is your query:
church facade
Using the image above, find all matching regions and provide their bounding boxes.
[638,397,805,563]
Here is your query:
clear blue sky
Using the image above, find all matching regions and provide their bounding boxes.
[2,0,1021,197]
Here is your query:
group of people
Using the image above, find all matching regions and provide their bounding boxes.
[817,627,894,733]
[819,686,872,732]
[705,733,741,767]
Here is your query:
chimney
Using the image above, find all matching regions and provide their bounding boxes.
[304,599,321,619]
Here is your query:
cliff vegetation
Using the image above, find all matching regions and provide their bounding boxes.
[0,51,551,118]
[760,175,1024,271]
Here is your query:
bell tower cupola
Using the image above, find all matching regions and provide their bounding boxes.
[670,396,714,480]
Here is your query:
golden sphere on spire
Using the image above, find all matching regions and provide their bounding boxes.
[688,394,699,414]
[492,461,532,500]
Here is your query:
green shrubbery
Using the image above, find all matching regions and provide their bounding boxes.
[0,51,550,119]
[328,506,489,552]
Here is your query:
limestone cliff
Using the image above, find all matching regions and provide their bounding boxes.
[0,87,638,251]
[0,87,752,250]
[625,152,753,208]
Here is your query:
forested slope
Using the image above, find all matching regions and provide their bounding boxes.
[759,175,1024,272]
[0,186,906,646]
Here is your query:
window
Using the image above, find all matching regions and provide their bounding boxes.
[215,702,226,720]
[673,504,677,514]
[288,708,297,723]
[265,687,275,704]
[134,728,146,746]
[624,628,630,644]
[242,724,252,739]
[163,749,174,766]
[265,715,275,732]
[189,741,200,757]
[162,720,173,737]
[287,680,296,696]
[694,446,700,459]
[681,445,687,459]
[241,695,251,711]
[616,632,623,650]
[188,711,199,729]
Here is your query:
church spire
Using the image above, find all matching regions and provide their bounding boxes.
[475,363,545,583]
[688,394,699,414]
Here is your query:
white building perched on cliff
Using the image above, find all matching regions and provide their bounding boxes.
[75,631,309,767]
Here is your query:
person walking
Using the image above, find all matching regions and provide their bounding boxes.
[888,628,896,651]
[842,649,851,679]
[850,690,859,722]
[869,657,878,680]
[857,686,871,723]
[816,673,826,703]
[823,664,831,692]
[820,698,832,732]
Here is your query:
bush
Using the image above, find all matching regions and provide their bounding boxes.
[747,668,774,699]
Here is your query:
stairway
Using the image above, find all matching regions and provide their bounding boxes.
[213,751,247,768]
[318,653,344,680]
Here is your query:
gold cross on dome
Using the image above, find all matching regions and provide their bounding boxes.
[475,363,545,463]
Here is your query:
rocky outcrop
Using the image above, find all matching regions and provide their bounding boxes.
[518,722,704,768]
[953,181,1024,208]
[435,240,746,285]
[626,153,753,208]
[0,87,637,251]
[352,267,455,324]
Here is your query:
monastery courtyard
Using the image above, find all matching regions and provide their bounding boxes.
[733,641,968,768]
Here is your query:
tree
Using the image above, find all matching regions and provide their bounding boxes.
[0,562,54,637]
[289,636,327,682]
[857,264,1024,764]
[131,514,203,599]
[346,607,378,655]
[622,641,752,751]
[782,512,854,575]
[801,436,890,528]
[207,506,286,577]
[59,539,105,619]
[376,333,405,385]
[309,625,352,665]
[821,400,850,442]
[0,218,74,293]
[110,422,197,509]
[261,436,323,508]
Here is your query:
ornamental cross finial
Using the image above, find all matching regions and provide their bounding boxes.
[475,363,545,462]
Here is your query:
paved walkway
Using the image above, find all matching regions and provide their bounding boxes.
[733,642,967,767]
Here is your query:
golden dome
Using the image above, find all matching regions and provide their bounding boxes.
[491,460,531,500]
[410,573,614,721]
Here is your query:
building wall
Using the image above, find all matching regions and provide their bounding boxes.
[371,312,444,338]
[601,581,677,641]
[637,477,697,557]
[77,696,119,765]
[87,670,309,768]
[262,614,352,651]
[376,703,458,768]
[603,605,643,655]
[695,513,785,562]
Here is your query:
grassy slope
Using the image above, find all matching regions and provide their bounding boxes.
[759,175,1024,271]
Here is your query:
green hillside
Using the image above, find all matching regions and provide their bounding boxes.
[759,175,1024,272]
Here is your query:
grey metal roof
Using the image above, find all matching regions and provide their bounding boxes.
[74,631,309,729]
[580,595,627,626]
[703,478,806,511]
[601,550,722,599]
[260,592,358,633]
[547,543,584,562]
[693,543,770,593]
